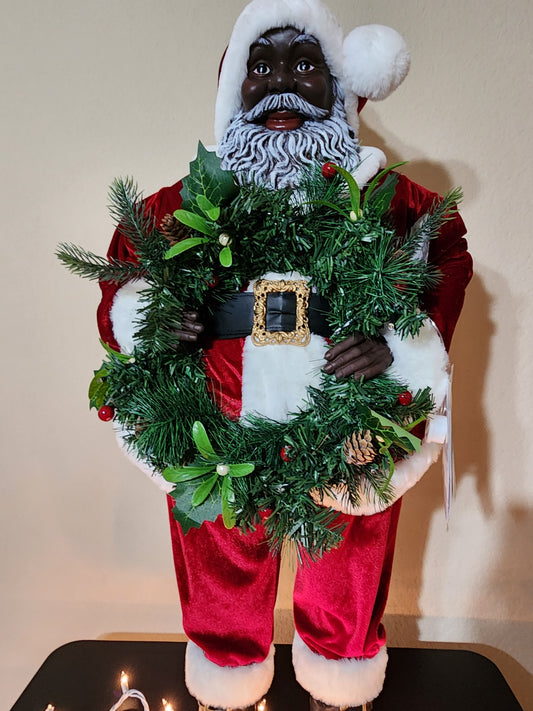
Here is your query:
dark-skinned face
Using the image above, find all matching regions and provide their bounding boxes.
[241,27,334,130]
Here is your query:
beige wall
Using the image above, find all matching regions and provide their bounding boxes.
[1,0,532,708]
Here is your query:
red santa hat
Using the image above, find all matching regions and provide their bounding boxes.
[215,0,410,142]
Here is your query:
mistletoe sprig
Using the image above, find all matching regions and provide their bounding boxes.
[163,422,254,530]
[165,142,238,267]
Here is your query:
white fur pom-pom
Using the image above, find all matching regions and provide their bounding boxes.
[342,24,410,101]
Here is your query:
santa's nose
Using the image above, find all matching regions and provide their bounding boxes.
[269,68,295,93]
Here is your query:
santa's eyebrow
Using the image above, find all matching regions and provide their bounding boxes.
[250,36,271,49]
[291,33,320,47]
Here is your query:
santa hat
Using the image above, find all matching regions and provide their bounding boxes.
[215,0,410,142]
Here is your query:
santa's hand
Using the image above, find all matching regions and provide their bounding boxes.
[172,310,204,343]
[324,333,393,380]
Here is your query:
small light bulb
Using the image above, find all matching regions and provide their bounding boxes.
[120,671,129,693]
[257,699,267,711]
[162,698,174,711]
[45,705,55,711]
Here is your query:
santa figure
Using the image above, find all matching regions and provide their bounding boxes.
[97,1,472,709]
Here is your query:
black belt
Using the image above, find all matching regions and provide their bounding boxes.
[209,291,332,339]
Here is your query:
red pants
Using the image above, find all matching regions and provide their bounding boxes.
[167,498,402,667]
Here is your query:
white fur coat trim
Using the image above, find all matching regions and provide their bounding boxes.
[315,320,449,515]
[109,279,149,354]
[185,640,275,708]
[240,273,328,421]
[352,146,387,187]
[113,422,174,494]
[292,632,387,706]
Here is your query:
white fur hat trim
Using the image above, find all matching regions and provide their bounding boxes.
[215,0,410,141]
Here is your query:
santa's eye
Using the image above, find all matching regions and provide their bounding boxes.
[296,60,315,72]
[252,62,271,75]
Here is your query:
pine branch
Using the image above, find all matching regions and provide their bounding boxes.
[410,187,463,244]
[107,177,157,250]
[56,243,145,283]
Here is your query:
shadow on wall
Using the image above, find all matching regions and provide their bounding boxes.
[390,273,493,624]
[356,114,533,706]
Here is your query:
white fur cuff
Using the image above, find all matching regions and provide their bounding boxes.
[292,632,387,706]
[185,641,275,708]
[109,278,148,354]
[113,422,174,494]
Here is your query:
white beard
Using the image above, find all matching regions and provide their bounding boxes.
[217,80,360,189]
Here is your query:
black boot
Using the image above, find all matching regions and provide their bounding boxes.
[309,696,373,711]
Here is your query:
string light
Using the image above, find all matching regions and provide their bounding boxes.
[257,699,267,711]
[162,699,174,711]
[107,671,150,711]
[44,705,55,711]
[120,671,129,694]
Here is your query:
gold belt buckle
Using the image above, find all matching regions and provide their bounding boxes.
[251,279,311,347]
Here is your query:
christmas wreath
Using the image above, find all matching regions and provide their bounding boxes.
[57,143,460,559]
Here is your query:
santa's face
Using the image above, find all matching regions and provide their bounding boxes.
[241,26,334,130]
[218,25,359,189]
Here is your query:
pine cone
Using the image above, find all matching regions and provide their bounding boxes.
[343,430,376,465]
[160,213,190,245]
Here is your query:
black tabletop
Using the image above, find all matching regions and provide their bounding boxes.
[10,641,523,711]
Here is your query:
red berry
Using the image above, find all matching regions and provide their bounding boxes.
[280,446,293,462]
[98,405,114,421]
[398,391,413,406]
[321,162,337,179]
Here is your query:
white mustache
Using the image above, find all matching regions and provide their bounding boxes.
[243,92,330,123]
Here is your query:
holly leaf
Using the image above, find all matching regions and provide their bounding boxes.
[191,472,219,506]
[90,382,109,410]
[162,464,216,483]
[180,141,238,213]
[88,367,109,408]
[363,162,406,207]
[364,172,399,218]
[369,409,422,452]
[164,236,209,260]
[99,338,134,363]
[171,479,222,534]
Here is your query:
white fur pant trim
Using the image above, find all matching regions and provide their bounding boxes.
[292,632,387,707]
[185,641,275,709]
